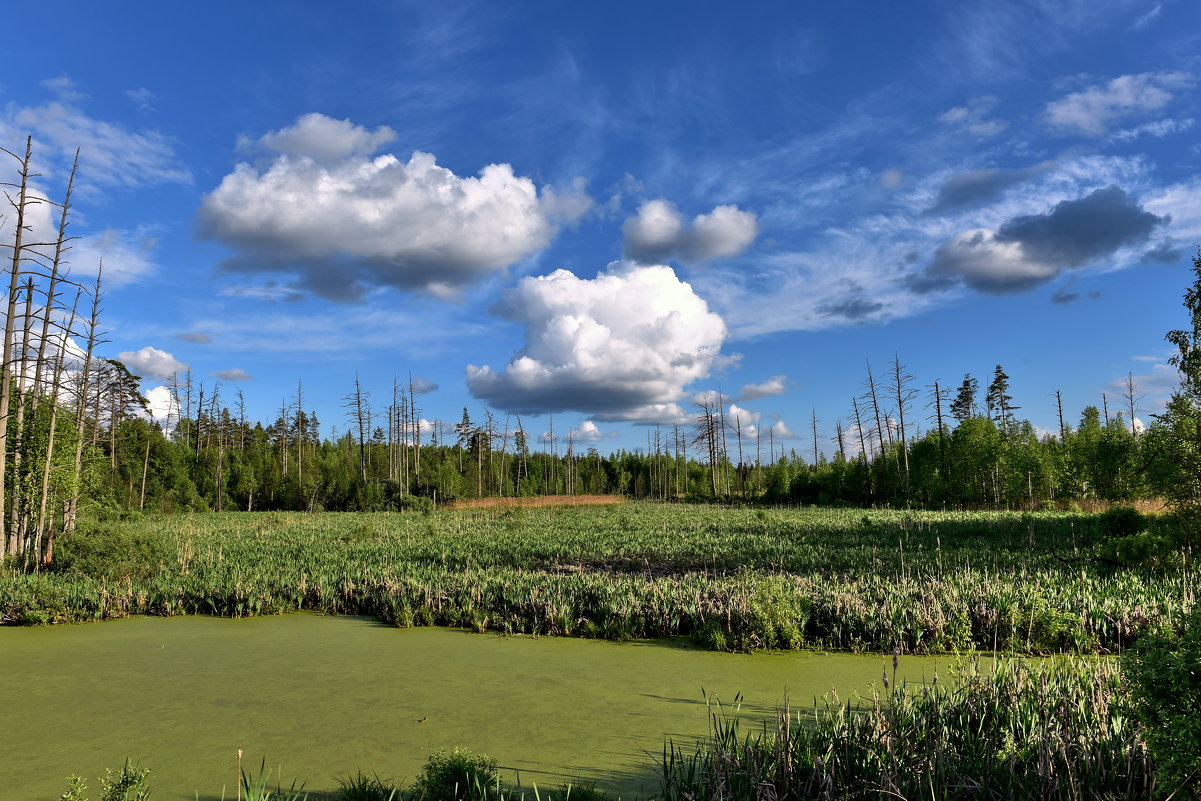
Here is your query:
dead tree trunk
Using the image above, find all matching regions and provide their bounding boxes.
[1,138,36,559]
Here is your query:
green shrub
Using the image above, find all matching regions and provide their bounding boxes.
[61,761,151,801]
[398,495,435,514]
[411,749,497,801]
[1097,507,1148,539]
[1123,606,1201,800]
[336,770,398,800]
[54,523,171,582]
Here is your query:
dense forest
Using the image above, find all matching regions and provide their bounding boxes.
[0,139,1191,568]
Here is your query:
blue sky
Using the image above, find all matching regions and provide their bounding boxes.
[2,1,1198,456]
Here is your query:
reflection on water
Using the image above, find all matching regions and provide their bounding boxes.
[0,614,953,800]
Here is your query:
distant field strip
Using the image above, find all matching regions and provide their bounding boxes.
[447,494,626,509]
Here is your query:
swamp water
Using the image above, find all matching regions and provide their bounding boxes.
[1,614,954,800]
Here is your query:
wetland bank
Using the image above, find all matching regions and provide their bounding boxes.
[1,613,959,799]
[1,503,1193,798]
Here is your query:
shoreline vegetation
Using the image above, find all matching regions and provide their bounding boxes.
[53,654,1164,801]
[2,504,1193,654]
[8,501,1196,798]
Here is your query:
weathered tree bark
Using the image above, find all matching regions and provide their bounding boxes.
[889,354,918,499]
[67,266,105,536]
[864,361,887,460]
[1,138,35,559]
[35,289,81,566]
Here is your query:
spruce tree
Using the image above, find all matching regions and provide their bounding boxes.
[949,374,978,423]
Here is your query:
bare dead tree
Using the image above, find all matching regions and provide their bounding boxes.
[1123,372,1141,436]
[1054,390,1067,444]
[810,407,820,471]
[928,380,950,480]
[693,400,719,496]
[863,360,887,460]
[34,288,82,566]
[0,137,37,558]
[344,374,370,483]
[889,354,919,498]
[66,265,106,536]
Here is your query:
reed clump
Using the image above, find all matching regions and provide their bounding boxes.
[660,656,1152,801]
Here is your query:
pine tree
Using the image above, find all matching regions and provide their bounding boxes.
[949,374,978,423]
[986,365,1020,432]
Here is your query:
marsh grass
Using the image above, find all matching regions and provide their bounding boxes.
[5,504,1194,654]
[660,656,1151,800]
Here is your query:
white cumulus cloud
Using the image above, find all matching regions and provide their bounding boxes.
[144,385,179,424]
[623,200,757,264]
[467,263,728,421]
[726,403,761,429]
[199,113,591,300]
[117,346,188,380]
[567,420,606,442]
[243,112,398,165]
[1046,72,1191,136]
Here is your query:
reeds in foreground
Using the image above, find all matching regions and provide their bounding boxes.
[660,655,1153,801]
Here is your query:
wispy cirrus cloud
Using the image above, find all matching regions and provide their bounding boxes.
[1046,71,1192,136]
[0,76,191,191]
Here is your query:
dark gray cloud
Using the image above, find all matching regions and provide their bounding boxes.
[914,186,1166,295]
[926,163,1051,215]
[996,185,1165,267]
[410,376,439,395]
[817,292,885,320]
[175,331,211,343]
[1141,241,1183,264]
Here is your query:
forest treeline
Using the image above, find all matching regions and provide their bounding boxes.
[0,138,1190,568]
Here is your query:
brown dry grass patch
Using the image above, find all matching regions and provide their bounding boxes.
[445,494,626,510]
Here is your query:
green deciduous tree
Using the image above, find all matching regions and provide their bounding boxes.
[1150,249,1201,512]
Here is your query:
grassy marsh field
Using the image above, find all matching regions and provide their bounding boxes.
[3,503,1194,655]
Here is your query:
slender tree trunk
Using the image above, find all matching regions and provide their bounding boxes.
[139,438,150,511]
[10,279,38,549]
[36,290,81,566]
[67,267,105,536]
[1,138,35,559]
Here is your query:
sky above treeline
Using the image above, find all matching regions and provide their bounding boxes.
[1,1,1198,456]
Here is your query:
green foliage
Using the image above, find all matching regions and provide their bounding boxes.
[240,761,308,801]
[4,505,1193,656]
[1097,507,1148,539]
[398,495,435,514]
[411,749,498,801]
[61,761,151,801]
[336,770,399,801]
[54,522,171,582]
[1123,606,1201,800]
[661,657,1149,801]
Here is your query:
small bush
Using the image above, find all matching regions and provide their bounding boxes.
[399,495,435,514]
[1123,606,1201,800]
[336,770,398,800]
[411,749,497,801]
[54,523,171,582]
[61,761,151,801]
[1097,507,1147,539]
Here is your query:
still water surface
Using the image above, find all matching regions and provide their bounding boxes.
[1,614,953,799]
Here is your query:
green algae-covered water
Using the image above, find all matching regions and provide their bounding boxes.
[1,614,954,800]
